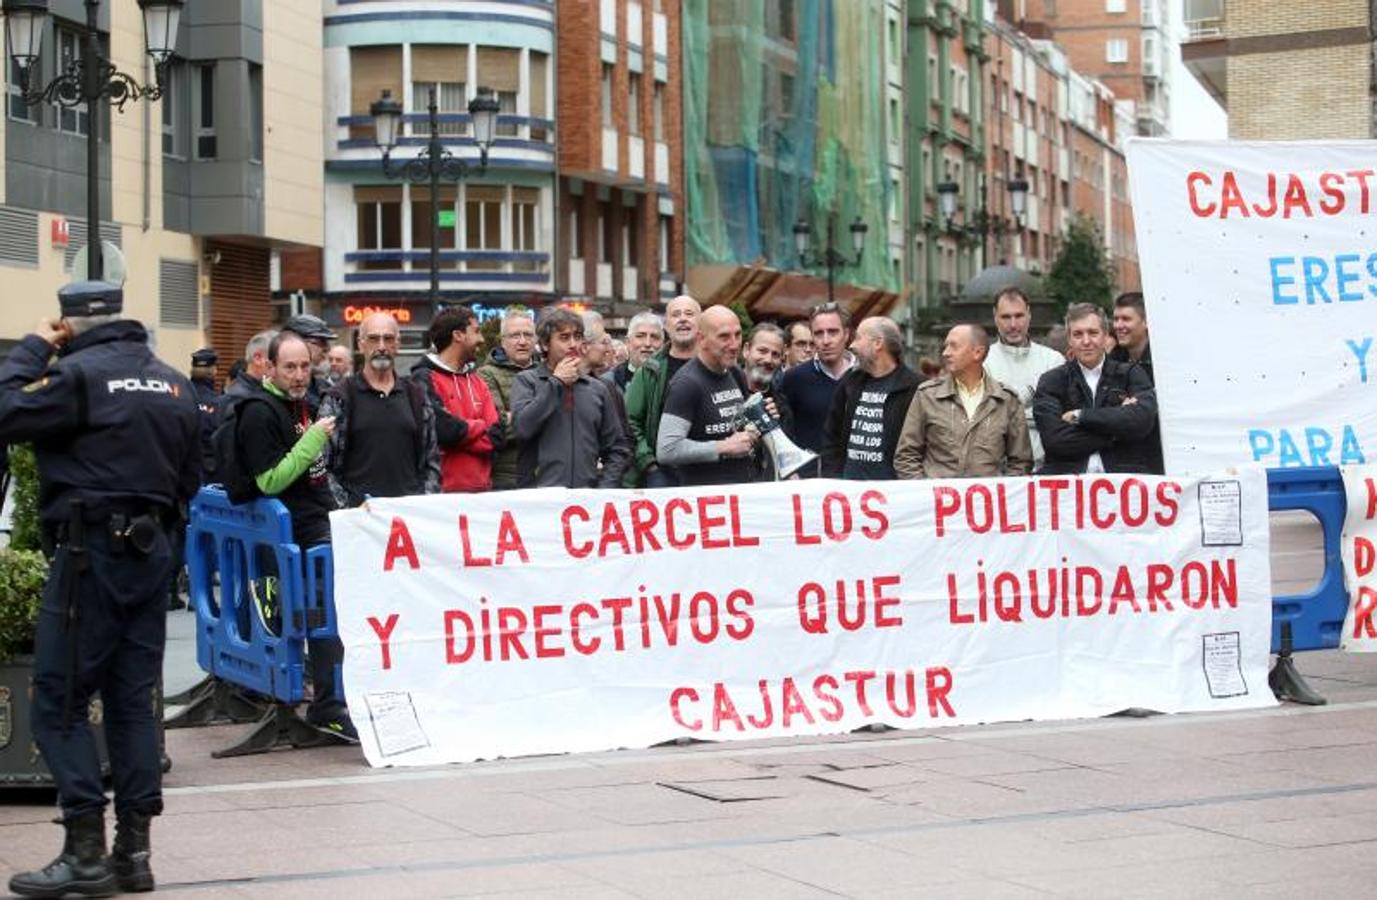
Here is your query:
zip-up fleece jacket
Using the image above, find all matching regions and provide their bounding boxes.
[622,347,677,486]
[412,353,500,493]
[477,346,531,489]
[510,365,631,488]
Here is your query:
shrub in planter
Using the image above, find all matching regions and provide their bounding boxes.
[0,547,45,663]
[1,445,46,663]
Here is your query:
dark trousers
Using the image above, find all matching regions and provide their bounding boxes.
[294,518,345,722]
[31,527,172,821]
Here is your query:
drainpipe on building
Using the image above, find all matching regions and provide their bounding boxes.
[142,52,151,232]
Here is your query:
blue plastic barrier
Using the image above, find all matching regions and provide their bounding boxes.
[1266,466,1348,654]
[186,486,308,704]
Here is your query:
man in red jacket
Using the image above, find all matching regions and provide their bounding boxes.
[413,306,502,492]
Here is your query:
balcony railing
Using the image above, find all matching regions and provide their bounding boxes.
[1187,17,1224,39]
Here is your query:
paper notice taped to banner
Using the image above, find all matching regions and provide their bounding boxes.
[331,472,1276,768]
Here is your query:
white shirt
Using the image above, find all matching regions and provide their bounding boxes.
[985,341,1065,466]
[1078,358,1106,474]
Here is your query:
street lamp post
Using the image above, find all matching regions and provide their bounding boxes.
[792,214,868,305]
[936,171,1029,266]
[4,0,183,281]
[370,85,500,315]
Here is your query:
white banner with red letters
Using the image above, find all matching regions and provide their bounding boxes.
[1126,140,1377,475]
[331,471,1275,767]
[1341,466,1377,650]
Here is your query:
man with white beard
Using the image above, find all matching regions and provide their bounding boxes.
[318,311,440,506]
[982,287,1064,468]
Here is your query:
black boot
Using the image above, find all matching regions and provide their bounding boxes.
[7,812,117,898]
[111,811,155,893]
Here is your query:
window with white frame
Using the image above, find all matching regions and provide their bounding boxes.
[659,215,670,273]
[496,90,518,137]
[193,63,216,159]
[465,186,504,271]
[599,202,613,264]
[9,57,36,123]
[410,187,457,268]
[652,82,664,140]
[601,64,613,128]
[161,61,184,157]
[356,188,403,270]
[55,29,89,136]
[411,80,466,135]
[1106,39,1128,63]
[513,187,539,271]
[624,210,640,269]
[888,97,899,143]
[568,207,583,260]
[628,72,642,135]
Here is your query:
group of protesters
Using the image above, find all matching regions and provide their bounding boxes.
[200,288,1161,740]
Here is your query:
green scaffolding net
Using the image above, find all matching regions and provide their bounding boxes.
[683,0,897,292]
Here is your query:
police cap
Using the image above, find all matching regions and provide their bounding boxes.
[282,314,336,342]
[191,348,218,367]
[59,280,123,318]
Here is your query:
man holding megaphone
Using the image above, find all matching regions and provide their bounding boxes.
[656,306,762,486]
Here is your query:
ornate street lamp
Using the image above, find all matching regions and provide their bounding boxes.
[936,169,1030,266]
[372,85,500,314]
[794,215,868,305]
[5,0,183,281]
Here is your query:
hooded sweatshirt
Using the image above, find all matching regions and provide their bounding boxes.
[412,353,500,493]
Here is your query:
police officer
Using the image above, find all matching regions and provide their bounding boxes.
[0,282,201,898]
[189,347,221,477]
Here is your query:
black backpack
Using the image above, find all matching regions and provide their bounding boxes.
[210,398,262,505]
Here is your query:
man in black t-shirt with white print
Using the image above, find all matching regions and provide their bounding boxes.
[655,306,759,486]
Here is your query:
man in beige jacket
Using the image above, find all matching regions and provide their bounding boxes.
[894,323,1033,479]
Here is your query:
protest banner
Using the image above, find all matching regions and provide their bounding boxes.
[331,472,1275,768]
[1342,466,1377,651]
[1126,140,1377,475]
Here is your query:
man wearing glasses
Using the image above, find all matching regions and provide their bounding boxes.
[318,312,440,507]
[479,309,537,490]
[778,302,856,475]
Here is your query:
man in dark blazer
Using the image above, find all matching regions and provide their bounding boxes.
[1034,303,1160,475]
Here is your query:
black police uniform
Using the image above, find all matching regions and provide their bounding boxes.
[189,349,222,477]
[0,301,199,858]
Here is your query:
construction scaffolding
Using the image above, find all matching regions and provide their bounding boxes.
[683,0,898,296]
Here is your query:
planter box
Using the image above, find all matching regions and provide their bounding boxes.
[0,657,111,788]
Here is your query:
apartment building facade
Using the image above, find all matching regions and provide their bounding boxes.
[1183,0,1374,139]
[321,0,556,351]
[1018,0,1172,137]
[557,0,683,315]
[0,0,323,375]
[907,0,987,323]
[981,18,1136,291]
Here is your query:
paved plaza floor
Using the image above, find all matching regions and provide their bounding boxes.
[4,512,1373,898]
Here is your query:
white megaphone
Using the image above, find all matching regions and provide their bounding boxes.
[741,393,817,480]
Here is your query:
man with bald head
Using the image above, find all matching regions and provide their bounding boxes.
[319,312,440,506]
[894,323,1032,479]
[655,306,758,485]
[821,316,921,480]
[625,293,701,487]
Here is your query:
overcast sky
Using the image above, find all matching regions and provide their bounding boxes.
[1169,0,1227,138]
